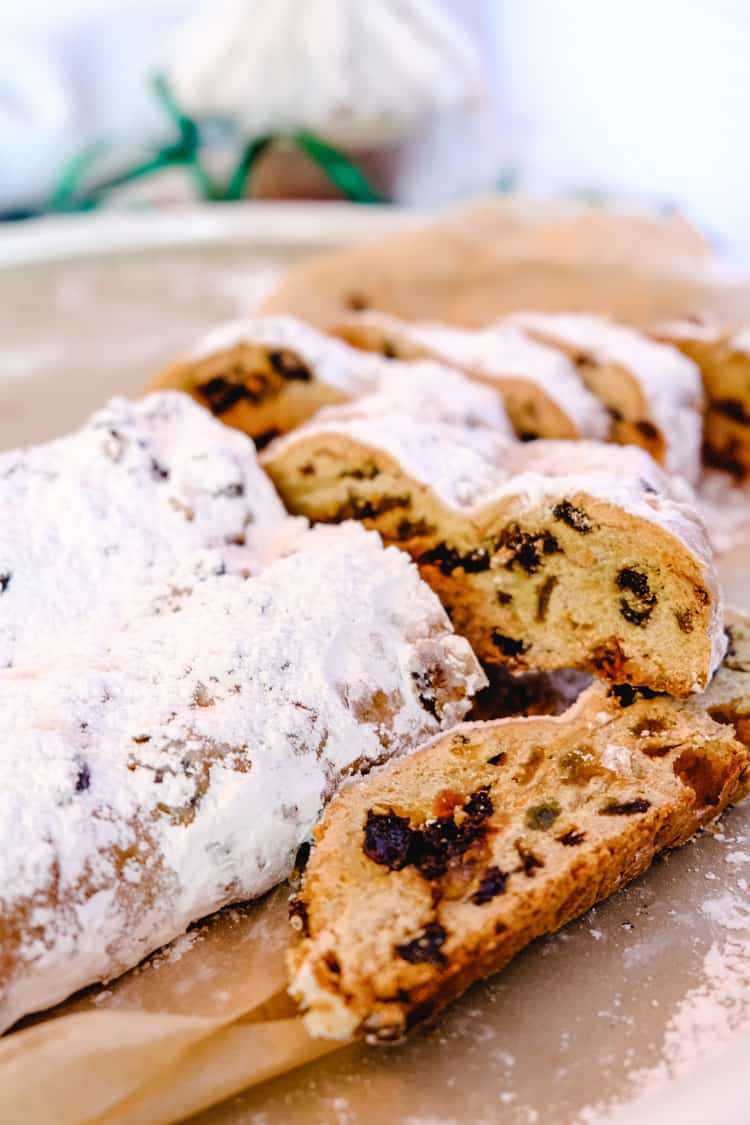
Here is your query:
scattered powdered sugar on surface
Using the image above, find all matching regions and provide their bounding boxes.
[694,470,750,558]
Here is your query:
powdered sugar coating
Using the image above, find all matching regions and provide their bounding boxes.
[188,315,390,397]
[345,311,610,439]
[0,392,285,669]
[313,360,514,434]
[187,314,513,431]
[0,522,485,1030]
[510,312,704,482]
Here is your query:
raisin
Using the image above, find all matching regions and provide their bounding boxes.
[363,810,414,870]
[498,526,561,574]
[557,828,586,846]
[496,589,513,605]
[464,788,494,824]
[200,377,247,415]
[514,841,544,876]
[254,428,281,451]
[616,568,657,627]
[412,670,439,719]
[418,543,490,575]
[216,481,244,498]
[491,632,527,658]
[346,293,369,311]
[299,462,315,476]
[619,601,655,626]
[382,340,398,359]
[535,576,558,622]
[525,801,561,831]
[609,683,661,708]
[0,572,10,594]
[617,568,652,599]
[268,349,311,381]
[293,841,311,875]
[472,866,509,904]
[396,517,435,540]
[75,764,91,793]
[339,460,380,481]
[552,500,593,534]
[600,798,651,816]
[395,923,447,964]
[675,608,696,633]
[519,432,539,442]
[334,494,410,522]
[635,419,660,442]
[715,398,750,425]
[487,751,507,766]
[703,437,746,479]
[150,457,169,481]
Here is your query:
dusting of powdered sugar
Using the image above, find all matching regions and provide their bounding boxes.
[0,391,286,668]
[0,521,485,1031]
[313,359,514,435]
[187,315,391,397]
[343,310,610,440]
[508,311,704,483]
[694,470,750,558]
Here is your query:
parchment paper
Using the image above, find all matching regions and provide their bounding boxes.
[1,202,750,1125]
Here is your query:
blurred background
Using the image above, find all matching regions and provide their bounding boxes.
[2,0,749,258]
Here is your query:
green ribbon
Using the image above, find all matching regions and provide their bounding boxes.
[48,75,385,213]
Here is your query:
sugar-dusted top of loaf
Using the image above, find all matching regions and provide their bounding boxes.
[314,359,514,435]
[188,314,394,397]
[345,311,610,439]
[0,522,485,1028]
[510,311,703,480]
[0,391,285,668]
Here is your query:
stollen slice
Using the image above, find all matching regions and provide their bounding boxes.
[654,317,750,478]
[262,413,724,696]
[334,310,609,441]
[507,311,703,482]
[287,621,750,1042]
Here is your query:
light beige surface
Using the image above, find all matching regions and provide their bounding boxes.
[1,207,750,1125]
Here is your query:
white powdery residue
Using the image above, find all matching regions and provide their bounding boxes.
[600,745,633,776]
[627,939,750,1097]
[701,891,750,930]
[694,470,750,557]
[725,851,750,865]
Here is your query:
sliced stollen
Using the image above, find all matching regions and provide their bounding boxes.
[334,310,610,441]
[287,622,750,1042]
[507,312,704,482]
[147,315,511,445]
[653,317,750,478]
[0,391,286,669]
[0,522,485,1032]
[262,413,724,696]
